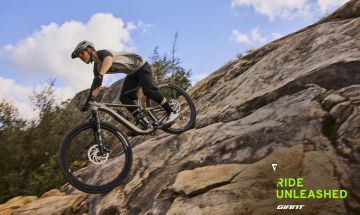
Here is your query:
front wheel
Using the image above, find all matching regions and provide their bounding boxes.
[57,122,132,194]
[146,83,196,134]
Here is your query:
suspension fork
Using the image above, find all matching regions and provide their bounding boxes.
[91,109,107,155]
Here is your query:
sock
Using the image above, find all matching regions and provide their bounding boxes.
[162,102,173,114]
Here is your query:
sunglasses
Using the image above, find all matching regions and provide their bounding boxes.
[78,50,86,59]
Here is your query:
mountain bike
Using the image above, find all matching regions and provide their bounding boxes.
[57,83,196,194]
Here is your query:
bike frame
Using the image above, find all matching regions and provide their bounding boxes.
[89,101,167,135]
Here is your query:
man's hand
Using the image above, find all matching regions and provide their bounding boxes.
[92,87,101,97]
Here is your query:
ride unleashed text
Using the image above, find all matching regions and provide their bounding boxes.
[276,178,348,199]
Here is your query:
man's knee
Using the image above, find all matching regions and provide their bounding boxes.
[143,87,163,103]
[142,87,155,97]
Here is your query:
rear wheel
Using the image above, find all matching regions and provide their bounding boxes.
[57,122,132,193]
[146,83,196,134]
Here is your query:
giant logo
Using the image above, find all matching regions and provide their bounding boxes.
[277,205,306,210]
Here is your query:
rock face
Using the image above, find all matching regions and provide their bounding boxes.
[4,0,360,214]
[171,164,248,196]
[11,194,86,215]
[0,196,38,215]
[167,145,347,215]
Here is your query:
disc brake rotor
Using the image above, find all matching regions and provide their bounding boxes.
[87,145,109,164]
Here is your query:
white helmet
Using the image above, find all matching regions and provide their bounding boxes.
[71,40,95,59]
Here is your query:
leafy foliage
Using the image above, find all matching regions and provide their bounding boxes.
[149,33,192,90]
[0,82,86,203]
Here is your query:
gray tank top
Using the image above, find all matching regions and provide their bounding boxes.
[108,50,146,74]
[94,50,147,75]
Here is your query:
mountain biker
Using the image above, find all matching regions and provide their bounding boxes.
[71,40,179,130]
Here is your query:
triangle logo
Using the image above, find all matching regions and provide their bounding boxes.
[272,164,278,171]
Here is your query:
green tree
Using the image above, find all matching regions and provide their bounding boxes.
[0,80,86,203]
[149,32,192,90]
[0,99,27,202]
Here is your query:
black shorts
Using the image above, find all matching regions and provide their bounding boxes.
[121,62,157,96]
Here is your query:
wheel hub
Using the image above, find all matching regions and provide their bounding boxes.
[88,145,109,164]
